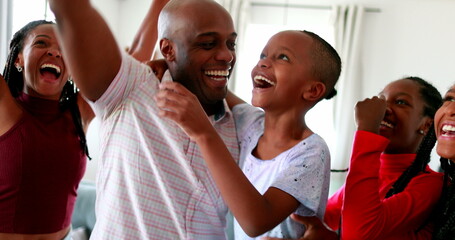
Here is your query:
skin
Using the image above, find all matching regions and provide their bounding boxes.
[16,24,69,101]
[128,0,170,61]
[0,24,93,240]
[435,84,455,161]
[155,30,327,237]
[159,0,237,115]
[269,78,434,239]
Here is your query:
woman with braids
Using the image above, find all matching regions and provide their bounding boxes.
[432,83,455,239]
[264,77,445,240]
[320,77,443,239]
[0,20,93,240]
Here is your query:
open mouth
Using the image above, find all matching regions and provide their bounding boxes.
[253,75,275,88]
[380,120,394,129]
[441,124,455,137]
[205,70,229,81]
[40,63,61,81]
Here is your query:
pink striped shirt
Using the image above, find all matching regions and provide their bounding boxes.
[90,53,239,239]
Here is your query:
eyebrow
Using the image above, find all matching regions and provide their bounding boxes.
[278,46,297,58]
[34,34,52,39]
[197,32,238,38]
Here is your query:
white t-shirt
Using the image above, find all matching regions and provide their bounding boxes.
[232,103,331,240]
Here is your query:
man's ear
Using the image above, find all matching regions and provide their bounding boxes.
[160,38,175,61]
[302,81,326,102]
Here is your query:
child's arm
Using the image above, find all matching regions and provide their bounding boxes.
[128,0,170,62]
[226,90,245,109]
[156,82,299,237]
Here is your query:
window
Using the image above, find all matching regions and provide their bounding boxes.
[233,3,337,159]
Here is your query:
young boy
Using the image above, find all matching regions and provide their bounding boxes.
[155,30,341,239]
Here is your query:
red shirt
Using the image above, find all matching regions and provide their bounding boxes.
[0,93,86,234]
[325,131,443,240]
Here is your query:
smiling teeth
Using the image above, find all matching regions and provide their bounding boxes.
[205,70,229,77]
[442,125,455,132]
[381,121,393,128]
[254,75,276,86]
[41,63,61,74]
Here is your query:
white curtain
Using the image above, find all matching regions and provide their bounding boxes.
[0,0,13,71]
[330,4,364,191]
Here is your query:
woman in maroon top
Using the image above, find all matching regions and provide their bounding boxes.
[0,20,93,240]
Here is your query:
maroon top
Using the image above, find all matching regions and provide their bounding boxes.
[0,93,86,234]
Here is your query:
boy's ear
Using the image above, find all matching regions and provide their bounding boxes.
[159,38,175,61]
[302,81,326,102]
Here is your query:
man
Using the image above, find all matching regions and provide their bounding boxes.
[48,0,239,239]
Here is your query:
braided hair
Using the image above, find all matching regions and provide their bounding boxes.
[433,158,455,239]
[384,77,442,198]
[2,20,90,158]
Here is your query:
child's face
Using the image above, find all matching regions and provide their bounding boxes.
[250,31,315,109]
[435,84,455,161]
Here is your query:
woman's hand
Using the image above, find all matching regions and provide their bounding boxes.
[355,96,387,134]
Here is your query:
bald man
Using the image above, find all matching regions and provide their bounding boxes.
[49,0,239,239]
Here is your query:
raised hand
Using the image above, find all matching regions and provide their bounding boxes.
[355,96,387,134]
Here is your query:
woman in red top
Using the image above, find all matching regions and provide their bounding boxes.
[324,77,443,240]
[264,77,443,240]
[432,83,455,239]
[0,20,93,240]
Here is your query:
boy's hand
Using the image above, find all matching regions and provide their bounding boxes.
[355,96,387,134]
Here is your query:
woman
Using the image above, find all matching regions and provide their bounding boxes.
[432,83,455,239]
[263,77,444,240]
[0,20,93,240]
[323,77,443,239]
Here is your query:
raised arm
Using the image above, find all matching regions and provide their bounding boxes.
[0,74,22,135]
[48,0,121,101]
[128,0,170,61]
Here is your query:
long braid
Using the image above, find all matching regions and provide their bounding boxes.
[60,79,91,159]
[385,125,437,198]
[433,158,455,239]
[3,20,90,158]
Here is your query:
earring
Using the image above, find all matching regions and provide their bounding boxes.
[419,130,424,135]
[16,65,23,72]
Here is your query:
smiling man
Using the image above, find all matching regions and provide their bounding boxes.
[48,0,239,239]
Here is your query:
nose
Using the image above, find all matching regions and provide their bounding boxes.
[215,45,234,63]
[257,58,270,69]
[47,48,62,58]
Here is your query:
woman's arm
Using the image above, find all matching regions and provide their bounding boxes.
[128,0,170,62]
[0,74,22,135]
[155,82,299,237]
